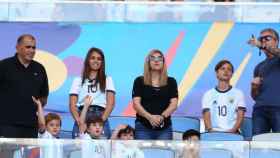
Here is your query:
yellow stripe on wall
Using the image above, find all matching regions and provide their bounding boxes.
[178,22,234,105]
[230,52,252,86]
[35,50,68,92]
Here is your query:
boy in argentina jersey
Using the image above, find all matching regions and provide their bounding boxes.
[79,96,109,158]
[202,60,246,133]
[80,120,109,158]
[80,139,109,158]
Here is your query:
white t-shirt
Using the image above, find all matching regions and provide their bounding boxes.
[113,142,145,158]
[38,130,57,139]
[202,87,246,131]
[69,76,115,108]
[38,131,63,158]
[79,133,109,158]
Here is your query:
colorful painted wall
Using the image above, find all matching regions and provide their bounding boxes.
[1,22,276,130]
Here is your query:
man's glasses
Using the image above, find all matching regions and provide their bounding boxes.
[149,55,163,62]
[258,35,274,42]
[25,45,36,49]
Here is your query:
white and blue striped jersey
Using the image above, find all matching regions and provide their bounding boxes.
[80,135,109,158]
[202,87,246,131]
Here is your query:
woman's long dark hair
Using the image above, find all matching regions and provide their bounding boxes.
[81,47,106,92]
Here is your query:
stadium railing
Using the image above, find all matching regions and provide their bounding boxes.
[0,1,280,23]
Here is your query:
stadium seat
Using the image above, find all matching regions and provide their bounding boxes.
[240,117,253,140]
[108,116,136,131]
[250,148,280,158]
[201,132,244,141]
[172,116,200,132]
[252,133,280,141]
[172,116,200,140]
[200,148,233,158]
[142,148,175,158]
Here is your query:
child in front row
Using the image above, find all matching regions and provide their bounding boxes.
[111,124,134,140]
[112,124,144,158]
[79,96,109,158]
[32,96,61,138]
[180,130,200,158]
[78,95,105,139]
[29,97,62,158]
[79,116,105,139]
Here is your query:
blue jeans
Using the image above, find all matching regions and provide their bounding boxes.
[72,107,111,139]
[135,121,172,140]
[253,106,280,135]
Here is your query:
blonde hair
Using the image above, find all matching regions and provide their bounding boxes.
[143,49,168,86]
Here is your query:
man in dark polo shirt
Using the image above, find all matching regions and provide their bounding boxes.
[0,34,49,138]
[248,28,280,135]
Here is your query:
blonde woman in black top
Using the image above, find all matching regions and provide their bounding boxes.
[132,49,178,140]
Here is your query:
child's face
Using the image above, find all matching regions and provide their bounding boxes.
[87,122,104,138]
[46,119,61,137]
[185,135,199,141]
[120,132,134,140]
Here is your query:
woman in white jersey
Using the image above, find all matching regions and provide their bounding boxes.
[69,47,115,138]
[202,60,246,133]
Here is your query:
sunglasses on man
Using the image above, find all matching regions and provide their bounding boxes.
[258,35,274,42]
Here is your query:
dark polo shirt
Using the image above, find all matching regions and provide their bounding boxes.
[0,54,49,127]
[254,57,280,107]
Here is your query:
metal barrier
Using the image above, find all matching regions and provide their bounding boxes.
[0,1,280,22]
[0,138,253,158]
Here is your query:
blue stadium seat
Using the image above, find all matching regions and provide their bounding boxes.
[171,116,200,140]
[252,133,280,141]
[171,116,200,132]
[142,148,175,158]
[240,117,252,140]
[200,148,233,158]
[250,148,280,158]
[201,132,244,141]
[108,116,136,130]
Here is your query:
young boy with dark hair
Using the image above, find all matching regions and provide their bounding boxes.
[182,129,200,141]
[180,129,200,158]
[79,96,109,158]
[80,116,104,139]
[112,124,144,158]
